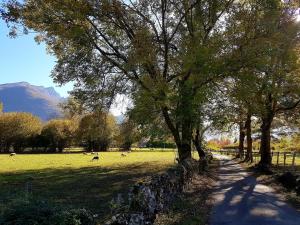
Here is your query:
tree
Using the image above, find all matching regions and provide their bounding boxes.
[116,118,140,151]
[2,0,236,162]
[226,0,300,168]
[59,97,85,120]
[0,112,42,152]
[78,112,117,152]
[0,102,3,113]
[41,119,77,152]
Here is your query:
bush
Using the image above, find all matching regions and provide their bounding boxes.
[0,112,42,152]
[41,119,77,152]
[0,199,96,225]
[78,112,117,152]
[146,141,176,149]
[54,209,95,225]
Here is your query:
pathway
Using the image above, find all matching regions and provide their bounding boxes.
[210,155,300,225]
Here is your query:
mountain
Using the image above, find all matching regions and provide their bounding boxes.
[0,82,64,121]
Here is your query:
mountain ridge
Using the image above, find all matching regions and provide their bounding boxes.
[0,82,64,121]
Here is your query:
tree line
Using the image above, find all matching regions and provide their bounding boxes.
[0,102,139,153]
[2,0,300,170]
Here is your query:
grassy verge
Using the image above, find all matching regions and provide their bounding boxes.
[0,152,176,223]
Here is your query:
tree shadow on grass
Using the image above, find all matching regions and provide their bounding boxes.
[0,163,171,222]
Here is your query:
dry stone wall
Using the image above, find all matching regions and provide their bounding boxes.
[105,158,200,225]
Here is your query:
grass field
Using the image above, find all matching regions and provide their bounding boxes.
[0,151,177,222]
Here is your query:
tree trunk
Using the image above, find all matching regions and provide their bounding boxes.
[193,128,206,159]
[259,116,273,168]
[245,113,253,162]
[237,121,245,159]
[180,117,192,160]
[160,80,194,162]
[178,81,194,161]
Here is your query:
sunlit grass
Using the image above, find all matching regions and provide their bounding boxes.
[0,151,177,222]
[0,152,177,173]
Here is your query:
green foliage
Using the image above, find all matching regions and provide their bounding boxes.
[0,112,42,152]
[116,118,140,150]
[41,119,77,152]
[0,198,95,225]
[0,102,3,113]
[78,112,117,151]
[146,141,176,149]
[60,97,84,120]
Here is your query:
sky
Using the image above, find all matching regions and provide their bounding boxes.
[0,20,73,97]
[0,20,126,115]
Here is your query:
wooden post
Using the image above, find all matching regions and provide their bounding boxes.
[284,152,286,167]
[277,152,279,166]
[292,152,296,171]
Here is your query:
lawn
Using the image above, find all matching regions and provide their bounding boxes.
[0,151,177,222]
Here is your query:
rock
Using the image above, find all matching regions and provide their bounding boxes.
[105,160,198,225]
[277,172,298,189]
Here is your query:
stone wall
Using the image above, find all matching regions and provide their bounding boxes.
[105,158,200,225]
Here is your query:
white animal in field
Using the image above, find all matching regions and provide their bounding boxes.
[92,153,99,161]
[10,153,16,156]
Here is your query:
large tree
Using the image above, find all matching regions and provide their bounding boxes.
[2,0,236,162]
[226,0,300,168]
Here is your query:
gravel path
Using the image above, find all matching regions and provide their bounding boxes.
[210,155,300,225]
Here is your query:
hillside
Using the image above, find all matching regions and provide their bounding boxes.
[0,82,64,121]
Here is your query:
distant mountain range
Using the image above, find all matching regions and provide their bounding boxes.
[0,82,64,121]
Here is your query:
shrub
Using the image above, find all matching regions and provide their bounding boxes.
[0,199,96,225]
[54,209,95,225]
[0,112,42,152]
[146,141,176,149]
[78,112,117,152]
[41,119,77,152]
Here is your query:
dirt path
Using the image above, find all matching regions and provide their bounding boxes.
[209,155,300,225]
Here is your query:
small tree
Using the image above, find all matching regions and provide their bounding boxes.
[0,112,42,152]
[116,119,140,151]
[41,119,77,152]
[78,112,117,152]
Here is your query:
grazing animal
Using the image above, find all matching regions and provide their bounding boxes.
[83,152,88,155]
[92,153,99,161]
[10,153,16,157]
[121,153,127,157]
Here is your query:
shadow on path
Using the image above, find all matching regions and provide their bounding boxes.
[210,155,300,225]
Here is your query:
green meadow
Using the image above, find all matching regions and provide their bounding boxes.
[0,151,177,222]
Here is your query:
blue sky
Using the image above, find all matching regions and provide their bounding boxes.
[0,20,72,97]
